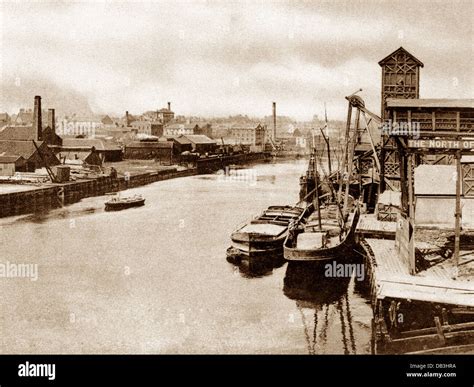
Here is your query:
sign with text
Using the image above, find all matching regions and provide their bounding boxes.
[408,139,474,150]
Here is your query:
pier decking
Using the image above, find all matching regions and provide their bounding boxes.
[362,238,474,308]
[355,211,474,353]
[356,213,397,239]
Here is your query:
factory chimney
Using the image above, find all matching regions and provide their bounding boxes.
[125,111,130,127]
[167,102,171,111]
[33,96,42,141]
[47,109,55,133]
[272,102,276,141]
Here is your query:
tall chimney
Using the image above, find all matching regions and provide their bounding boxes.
[272,102,276,140]
[33,96,42,141]
[47,109,55,133]
[167,102,171,111]
[126,111,130,127]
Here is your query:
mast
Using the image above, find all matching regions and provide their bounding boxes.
[309,130,322,230]
[342,108,359,218]
[338,99,352,203]
[313,152,322,231]
[324,103,332,175]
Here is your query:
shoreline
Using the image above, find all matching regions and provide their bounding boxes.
[0,152,272,219]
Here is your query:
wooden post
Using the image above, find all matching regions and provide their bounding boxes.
[380,139,386,192]
[408,152,414,219]
[453,150,462,276]
[407,151,416,274]
[398,139,408,215]
[434,317,446,345]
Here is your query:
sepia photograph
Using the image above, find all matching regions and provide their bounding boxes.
[0,0,473,384]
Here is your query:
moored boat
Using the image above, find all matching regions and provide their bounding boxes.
[283,101,361,262]
[104,193,145,211]
[228,205,308,259]
[283,201,360,261]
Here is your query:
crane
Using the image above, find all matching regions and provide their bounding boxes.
[32,140,58,183]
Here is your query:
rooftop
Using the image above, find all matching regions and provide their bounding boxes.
[378,46,424,67]
[0,155,24,163]
[158,108,174,113]
[166,135,192,145]
[62,138,121,151]
[165,123,198,130]
[0,126,36,141]
[0,140,45,159]
[126,141,173,148]
[386,98,474,109]
[182,134,216,144]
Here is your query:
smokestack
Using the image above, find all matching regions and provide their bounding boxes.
[167,102,171,111]
[126,111,130,127]
[47,109,55,133]
[272,102,276,140]
[33,96,42,141]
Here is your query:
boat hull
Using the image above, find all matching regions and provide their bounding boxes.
[283,209,360,262]
[229,205,308,258]
[105,199,145,211]
[227,238,284,258]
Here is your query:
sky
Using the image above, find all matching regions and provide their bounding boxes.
[0,0,473,120]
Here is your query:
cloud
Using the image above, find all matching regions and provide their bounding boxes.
[1,0,472,120]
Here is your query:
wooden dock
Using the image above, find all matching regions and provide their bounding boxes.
[363,238,474,308]
[356,213,396,239]
[360,237,474,353]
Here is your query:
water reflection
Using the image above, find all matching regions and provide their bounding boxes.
[6,205,100,226]
[226,254,285,278]
[283,261,358,354]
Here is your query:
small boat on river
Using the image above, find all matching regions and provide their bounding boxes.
[104,193,145,211]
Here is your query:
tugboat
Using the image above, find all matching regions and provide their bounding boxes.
[104,193,145,211]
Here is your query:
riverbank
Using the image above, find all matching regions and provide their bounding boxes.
[0,152,271,218]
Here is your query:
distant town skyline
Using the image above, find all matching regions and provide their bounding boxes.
[1,0,472,120]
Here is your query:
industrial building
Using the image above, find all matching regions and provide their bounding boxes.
[0,96,60,172]
[61,138,123,162]
[124,141,174,163]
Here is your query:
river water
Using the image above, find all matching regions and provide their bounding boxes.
[0,160,372,354]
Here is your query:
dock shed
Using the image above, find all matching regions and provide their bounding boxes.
[124,141,174,163]
[0,155,26,176]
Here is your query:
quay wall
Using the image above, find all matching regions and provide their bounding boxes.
[0,168,197,218]
[0,152,270,218]
[196,152,269,173]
